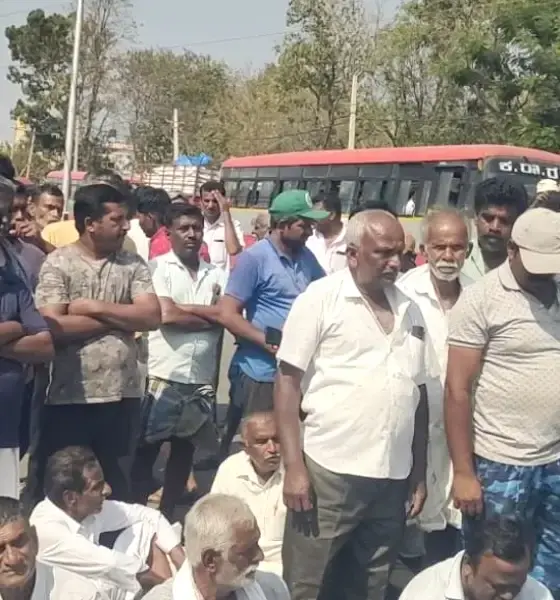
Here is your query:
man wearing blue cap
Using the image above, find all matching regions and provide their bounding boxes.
[217,190,327,457]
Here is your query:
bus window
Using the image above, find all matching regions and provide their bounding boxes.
[433,169,465,209]
[395,180,420,215]
[303,166,329,178]
[279,167,303,179]
[257,167,279,178]
[254,180,275,208]
[329,165,359,179]
[416,180,433,215]
[224,180,237,198]
[329,180,356,213]
[304,180,328,199]
[236,180,255,207]
[279,180,300,193]
[357,180,387,204]
[239,168,258,179]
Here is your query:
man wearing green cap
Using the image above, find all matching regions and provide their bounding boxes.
[217,190,327,457]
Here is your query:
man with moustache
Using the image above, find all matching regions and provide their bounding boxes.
[462,177,528,280]
[275,210,431,600]
[446,208,560,599]
[398,209,474,565]
[211,412,285,577]
[142,494,289,600]
[218,190,326,458]
[131,203,225,521]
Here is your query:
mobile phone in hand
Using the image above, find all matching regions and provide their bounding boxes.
[265,327,282,347]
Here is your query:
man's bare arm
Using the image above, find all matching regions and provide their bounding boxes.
[0,322,25,346]
[0,331,54,363]
[411,384,429,484]
[445,345,483,476]
[159,297,221,331]
[40,305,111,344]
[69,294,161,332]
[217,295,267,349]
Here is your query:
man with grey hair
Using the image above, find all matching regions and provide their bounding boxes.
[275,209,432,600]
[398,208,474,567]
[143,494,289,600]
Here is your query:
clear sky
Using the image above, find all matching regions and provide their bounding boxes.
[0,0,397,141]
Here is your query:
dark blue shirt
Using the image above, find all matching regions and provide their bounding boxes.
[0,261,48,448]
[225,238,325,382]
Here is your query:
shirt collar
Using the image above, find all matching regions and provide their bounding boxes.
[165,251,212,274]
[151,226,168,240]
[445,551,466,600]
[497,260,521,291]
[407,264,475,299]
[204,215,223,231]
[311,224,347,246]
[236,452,283,487]
[342,268,412,322]
[43,498,82,534]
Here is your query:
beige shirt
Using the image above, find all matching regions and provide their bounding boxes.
[277,268,433,479]
[448,261,560,466]
[211,452,285,576]
[35,244,154,404]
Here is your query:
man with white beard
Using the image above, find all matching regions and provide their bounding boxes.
[142,494,289,600]
[398,208,474,566]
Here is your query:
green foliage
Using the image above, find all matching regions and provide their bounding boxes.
[6,9,72,155]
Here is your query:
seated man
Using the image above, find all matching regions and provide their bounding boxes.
[400,516,553,600]
[30,446,184,600]
[143,494,289,600]
[0,496,53,600]
[211,411,285,576]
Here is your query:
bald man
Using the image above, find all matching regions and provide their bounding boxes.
[211,411,285,577]
[275,210,433,600]
[398,209,475,566]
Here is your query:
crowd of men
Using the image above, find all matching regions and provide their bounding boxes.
[0,153,558,600]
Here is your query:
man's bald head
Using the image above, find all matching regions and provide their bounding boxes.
[422,209,469,245]
[241,412,280,479]
[422,209,470,282]
[346,209,404,294]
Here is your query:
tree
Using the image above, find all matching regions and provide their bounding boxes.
[117,49,233,167]
[276,0,377,148]
[6,10,73,156]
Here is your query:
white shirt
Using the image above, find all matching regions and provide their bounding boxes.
[30,498,180,593]
[305,225,347,274]
[148,253,226,385]
[204,215,245,271]
[400,551,553,600]
[211,452,286,576]
[127,218,150,262]
[277,268,433,479]
[397,264,474,530]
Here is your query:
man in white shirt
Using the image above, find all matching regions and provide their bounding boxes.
[30,446,184,600]
[211,411,285,577]
[400,516,553,600]
[275,209,430,600]
[131,203,224,521]
[142,494,289,600]
[398,208,474,565]
[305,192,347,274]
[200,181,244,271]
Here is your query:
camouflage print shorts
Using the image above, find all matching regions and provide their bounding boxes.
[140,377,219,450]
[463,455,560,599]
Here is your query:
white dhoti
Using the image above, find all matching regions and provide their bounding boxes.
[0,448,19,499]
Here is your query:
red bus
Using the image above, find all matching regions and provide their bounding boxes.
[221,145,560,216]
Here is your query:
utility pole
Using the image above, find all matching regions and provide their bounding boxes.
[62,0,85,209]
[25,130,36,179]
[73,116,80,172]
[347,74,359,150]
[172,108,179,161]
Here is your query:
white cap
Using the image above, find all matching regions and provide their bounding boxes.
[511,208,560,274]
[536,179,560,194]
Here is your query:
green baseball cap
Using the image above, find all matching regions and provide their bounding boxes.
[269,190,330,221]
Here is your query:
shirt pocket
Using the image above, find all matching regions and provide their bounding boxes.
[389,331,425,384]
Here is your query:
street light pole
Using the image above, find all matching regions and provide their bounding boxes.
[62,0,85,211]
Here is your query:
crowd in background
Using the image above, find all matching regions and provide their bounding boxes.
[0,154,558,600]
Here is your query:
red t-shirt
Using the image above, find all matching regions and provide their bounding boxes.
[149,226,211,262]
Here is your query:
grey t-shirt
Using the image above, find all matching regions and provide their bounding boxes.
[448,262,560,466]
[35,243,154,405]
